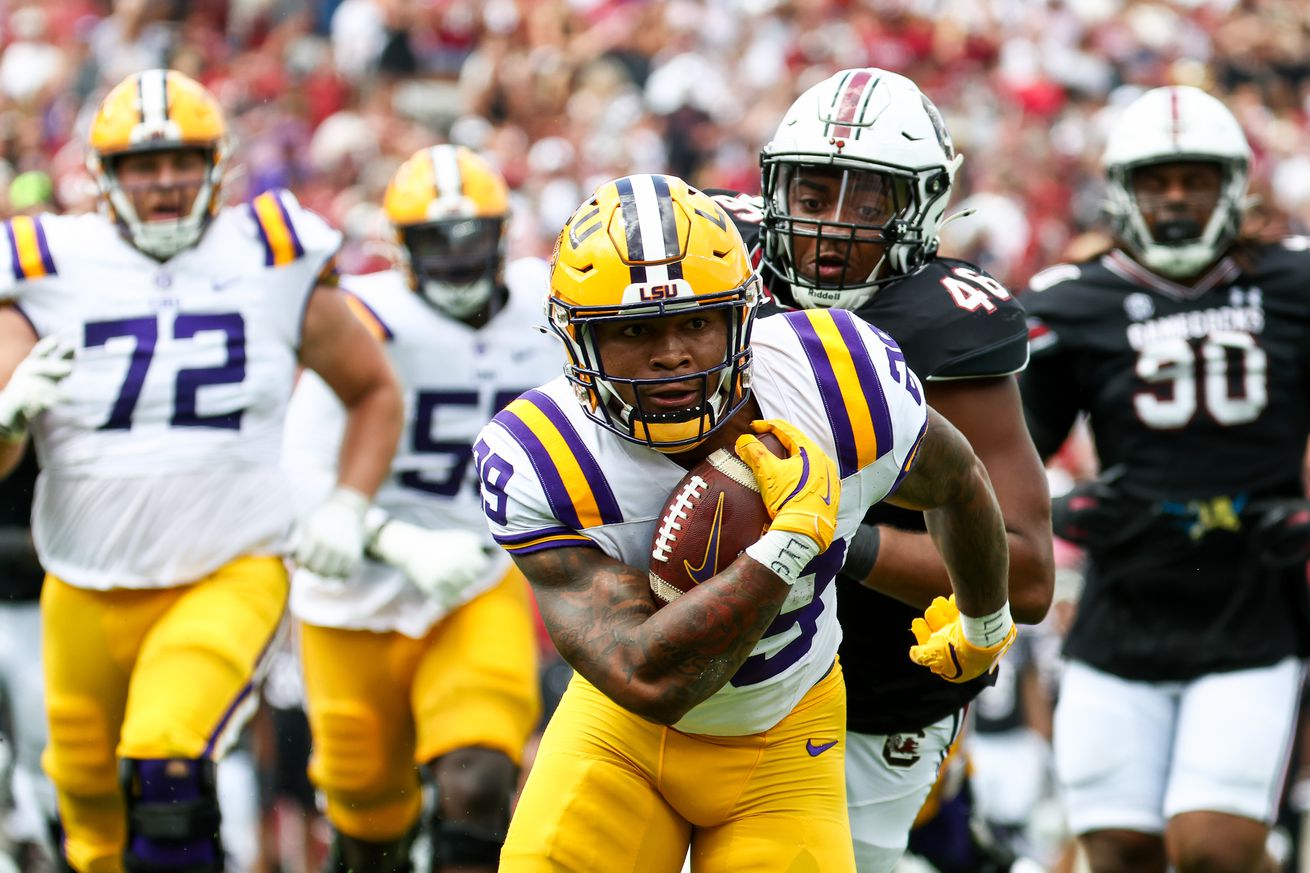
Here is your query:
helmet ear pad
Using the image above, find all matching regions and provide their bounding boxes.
[759,68,961,310]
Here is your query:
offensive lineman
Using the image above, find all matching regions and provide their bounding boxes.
[708,68,1054,871]
[0,69,402,872]
[283,145,550,873]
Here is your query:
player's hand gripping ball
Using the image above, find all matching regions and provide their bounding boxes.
[648,433,783,604]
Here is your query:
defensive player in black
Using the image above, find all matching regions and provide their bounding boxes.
[1021,85,1310,873]
[712,67,1054,872]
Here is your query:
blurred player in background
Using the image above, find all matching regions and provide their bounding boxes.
[0,69,402,873]
[282,144,552,873]
[0,443,56,872]
[475,173,1016,872]
[1021,85,1310,873]
[708,68,1054,871]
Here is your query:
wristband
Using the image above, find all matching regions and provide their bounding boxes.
[745,529,820,585]
[837,523,880,584]
[959,602,1014,649]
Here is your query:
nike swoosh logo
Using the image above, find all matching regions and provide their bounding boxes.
[684,494,726,585]
[780,446,811,507]
[945,643,964,681]
[806,739,838,757]
[821,476,831,506]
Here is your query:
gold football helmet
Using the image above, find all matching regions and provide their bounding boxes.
[383,145,509,319]
[86,68,230,259]
[548,174,760,452]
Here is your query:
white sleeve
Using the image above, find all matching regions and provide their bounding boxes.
[473,417,600,556]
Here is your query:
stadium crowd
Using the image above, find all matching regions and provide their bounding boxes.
[2,0,1310,288]
[0,0,1308,872]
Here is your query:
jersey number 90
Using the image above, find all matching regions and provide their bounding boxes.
[1134,331,1267,429]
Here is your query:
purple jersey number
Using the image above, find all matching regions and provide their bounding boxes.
[472,438,514,526]
[730,540,847,687]
[402,389,524,498]
[84,313,246,431]
[172,313,246,429]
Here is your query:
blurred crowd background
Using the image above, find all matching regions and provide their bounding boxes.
[1,0,1310,871]
[4,0,1310,291]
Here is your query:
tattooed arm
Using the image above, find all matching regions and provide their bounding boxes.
[883,406,1010,618]
[512,545,791,725]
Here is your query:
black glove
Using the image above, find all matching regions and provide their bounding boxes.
[1050,475,1133,550]
[1246,499,1310,567]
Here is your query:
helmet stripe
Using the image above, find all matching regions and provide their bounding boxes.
[630,174,670,260]
[649,175,681,260]
[1169,87,1181,151]
[613,176,646,283]
[614,175,644,260]
[138,69,169,128]
[828,68,874,140]
[429,145,463,203]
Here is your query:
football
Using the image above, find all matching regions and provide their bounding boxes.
[648,433,783,604]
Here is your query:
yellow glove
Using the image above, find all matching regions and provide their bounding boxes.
[909,595,1016,684]
[735,419,840,553]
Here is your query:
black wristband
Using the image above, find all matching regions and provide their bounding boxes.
[837,523,880,585]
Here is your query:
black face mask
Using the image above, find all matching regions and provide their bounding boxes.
[1153,218,1204,245]
[401,217,503,285]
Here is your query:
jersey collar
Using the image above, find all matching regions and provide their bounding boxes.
[1102,249,1240,300]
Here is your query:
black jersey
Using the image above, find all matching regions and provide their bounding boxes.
[1021,243,1310,680]
[0,443,41,602]
[707,190,1032,733]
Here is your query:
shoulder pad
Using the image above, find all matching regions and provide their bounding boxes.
[855,259,1029,380]
[1,215,56,283]
[1026,263,1082,293]
[339,285,394,343]
[247,189,340,268]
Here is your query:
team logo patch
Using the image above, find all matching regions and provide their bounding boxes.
[1123,292,1155,321]
[882,730,925,768]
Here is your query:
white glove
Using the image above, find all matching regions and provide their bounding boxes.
[369,519,491,609]
[292,486,370,579]
[0,335,73,440]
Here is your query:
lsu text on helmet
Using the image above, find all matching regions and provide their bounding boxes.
[1102,85,1252,279]
[761,68,963,311]
[548,174,759,453]
[383,145,509,319]
[87,68,230,260]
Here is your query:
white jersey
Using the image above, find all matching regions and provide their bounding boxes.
[475,308,929,735]
[0,191,340,589]
[285,258,561,637]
